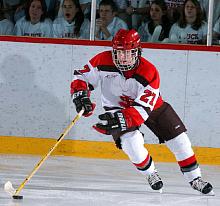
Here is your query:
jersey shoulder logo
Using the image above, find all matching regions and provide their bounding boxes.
[76,65,90,74]
[104,74,118,79]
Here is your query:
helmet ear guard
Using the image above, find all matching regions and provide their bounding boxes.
[112,29,142,71]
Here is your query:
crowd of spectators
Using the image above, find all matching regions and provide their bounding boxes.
[0,0,220,45]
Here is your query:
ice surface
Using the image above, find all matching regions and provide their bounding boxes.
[0,155,219,206]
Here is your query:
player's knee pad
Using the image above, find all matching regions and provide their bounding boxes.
[166,132,194,161]
[112,127,139,149]
[120,130,148,163]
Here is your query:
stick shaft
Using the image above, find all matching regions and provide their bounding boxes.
[14,109,84,196]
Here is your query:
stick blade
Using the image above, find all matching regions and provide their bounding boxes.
[4,181,16,196]
[13,195,23,200]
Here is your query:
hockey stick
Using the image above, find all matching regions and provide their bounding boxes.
[4,109,84,200]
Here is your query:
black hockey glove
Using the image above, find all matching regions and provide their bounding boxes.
[93,112,128,135]
[72,90,95,117]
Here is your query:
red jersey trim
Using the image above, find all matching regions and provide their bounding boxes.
[70,80,88,94]
[122,107,145,128]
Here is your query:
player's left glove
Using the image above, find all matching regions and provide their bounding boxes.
[93,111,129,135]
[72,90,95,117]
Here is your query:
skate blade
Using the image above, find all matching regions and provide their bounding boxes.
[159,189,163,194]
[202,190,215,196]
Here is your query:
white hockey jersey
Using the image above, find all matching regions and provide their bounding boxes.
[71,50,164,127]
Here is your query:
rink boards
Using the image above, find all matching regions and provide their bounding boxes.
[0,37,220,165]
[1,136,220,165]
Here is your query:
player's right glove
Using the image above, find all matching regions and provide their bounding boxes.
[72,90,95,117]
[93,111,129,135]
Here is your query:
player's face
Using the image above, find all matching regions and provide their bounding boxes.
[63,0,79,23]
[150,4,163,23]
[29,0,43,24]
[116,50,136,66]
[185,1,197,19]
[99,5,115,24]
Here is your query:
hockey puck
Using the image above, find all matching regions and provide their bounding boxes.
[12,195,23,200]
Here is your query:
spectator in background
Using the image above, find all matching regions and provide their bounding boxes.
[169,0,207,44]
[138,0,171,42]
[79,0,128,21]
[1,0,24,22]
[14,0,53,37]
[198,0,220,27]
[113,0,130,28]
[14,0,60,22]
[14,0,28,22]
[125,0,150,30]
[164,0,185,23]
[53,0,90,39]
[213,16,220,44]
[45,0,60,20]
[0,4,14,35]
[57,0,94,18]
[95,0,128,40]
[72,0,130,22]
[79,0,92,19]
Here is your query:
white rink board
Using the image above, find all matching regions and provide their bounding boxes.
[0,41,219,147]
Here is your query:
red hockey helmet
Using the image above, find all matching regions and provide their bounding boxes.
[112,29,141,71]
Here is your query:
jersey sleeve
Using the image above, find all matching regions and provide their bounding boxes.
[121,62,162,128]
[14,18,23,36]
[52,18,62,38]
[168,23,179,43]
[44,18,53,37]
[79,19,90,40]
[70,52,103,94]
[4,20,14,35]
[201,21,208,36]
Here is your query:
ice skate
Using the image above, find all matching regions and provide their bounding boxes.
[147,171,163,193]
[190,177,214,195]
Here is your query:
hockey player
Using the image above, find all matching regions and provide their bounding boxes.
[70,28,213,195]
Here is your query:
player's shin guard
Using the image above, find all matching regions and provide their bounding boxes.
[166,132,213,194]
[121,130,163,191]
[165,132,201,180]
